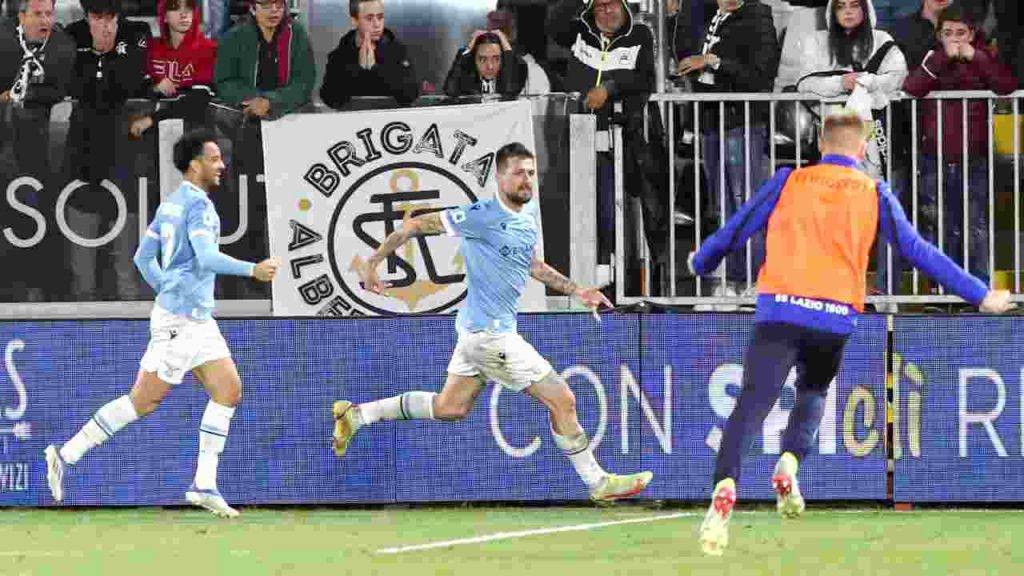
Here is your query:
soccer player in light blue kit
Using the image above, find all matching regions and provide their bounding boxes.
[44,130,279,517]
[333,142,653,502]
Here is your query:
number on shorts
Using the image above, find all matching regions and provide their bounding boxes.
[160,223,176,269]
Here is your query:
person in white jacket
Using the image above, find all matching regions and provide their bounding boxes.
[797,0,907,310]
[796,0,907,178]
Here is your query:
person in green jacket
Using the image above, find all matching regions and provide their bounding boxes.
[214,0,315,118]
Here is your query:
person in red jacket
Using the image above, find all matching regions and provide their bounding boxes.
[902,5,1016,284]
[130,0,217,137]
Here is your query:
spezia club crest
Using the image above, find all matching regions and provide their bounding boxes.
[263,102,538,317]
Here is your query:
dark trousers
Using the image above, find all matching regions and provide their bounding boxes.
[713,322,849,486]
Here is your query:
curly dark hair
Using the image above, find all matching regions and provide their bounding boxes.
[173,129,218,174]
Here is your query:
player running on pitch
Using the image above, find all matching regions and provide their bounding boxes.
[44,130,279,517]
[333,142,652,502]
[690,109,1014,555]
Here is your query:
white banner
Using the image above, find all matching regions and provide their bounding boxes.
[263,100,546,317]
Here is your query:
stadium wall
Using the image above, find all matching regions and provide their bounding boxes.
[0,314,1016,506]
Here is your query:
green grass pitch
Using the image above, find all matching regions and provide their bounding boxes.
[1,506,1021,575]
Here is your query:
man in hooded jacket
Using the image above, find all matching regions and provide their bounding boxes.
[549,0,667,291]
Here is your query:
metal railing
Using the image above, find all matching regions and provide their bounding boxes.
[615,89,1024,307]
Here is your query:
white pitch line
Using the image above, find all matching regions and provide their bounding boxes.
[376,511,698,555]
[0,551,83,558]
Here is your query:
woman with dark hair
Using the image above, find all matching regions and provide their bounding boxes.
[442,28,525,98]
[796,0,906,178]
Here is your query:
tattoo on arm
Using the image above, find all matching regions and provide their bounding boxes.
[368,211,445,266]
[530,257,578,296]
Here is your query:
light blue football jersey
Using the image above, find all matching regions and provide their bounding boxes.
[133,181,254,320]
[442,196,540,333]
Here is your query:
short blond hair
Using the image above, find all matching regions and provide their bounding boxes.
[820,108,871,146]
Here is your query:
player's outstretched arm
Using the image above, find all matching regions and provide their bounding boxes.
[355,211,446,294]
[878,182,1015,313]
[530,255,613,310]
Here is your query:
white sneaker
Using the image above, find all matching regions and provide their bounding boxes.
[186,483,240,518]
[699,478,736,556]
[44,445,65,503]
[772,452,805,519]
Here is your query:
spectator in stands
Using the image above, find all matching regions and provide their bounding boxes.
[65,0,150,183]
[64,0,150,300]
[486,9,551,95]
[1,0,75,109]
[319,0,418,110]
[903,5,1016,284]
[796,0,906,309]
[214,0,315,119]
[0,0,75,302]
[549,0,653,120]
[892,0,951,70]
[796,0,907,178]
[443,30,525,99]
[677,0,779,301]
[129,0,217,137]
[548,0,658,271]
[770,0,828,90]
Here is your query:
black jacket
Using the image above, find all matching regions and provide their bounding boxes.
[684,0,778,93]
[686,0,778,130]
[0,20,76,109]
[442,47,526,98]
[65,17,150,110]
[319,28,418,109]
[891,10,936,70]
[548,0,654,122]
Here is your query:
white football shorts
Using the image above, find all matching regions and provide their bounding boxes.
[139,304,231,385]
[446,330,554,392]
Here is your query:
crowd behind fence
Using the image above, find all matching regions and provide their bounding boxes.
[614,89,1024,309]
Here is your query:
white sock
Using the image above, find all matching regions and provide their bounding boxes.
[552,427,607,489]
[359,392,435,425]
[194,401,235,491]
[60,395,139,465]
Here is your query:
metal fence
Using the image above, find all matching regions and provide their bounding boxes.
[615,89,1024,308]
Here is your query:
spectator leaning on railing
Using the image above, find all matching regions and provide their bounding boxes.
[64,0,151,300]
[65,0,150,183]
[0,0,75,303]
[214,0,315,119]
[796,0,907,179]
[130,0,218,137]
[319,0,418,110]
[902,5,1016,285]
[677,0,779,303]
[443,29,525,99]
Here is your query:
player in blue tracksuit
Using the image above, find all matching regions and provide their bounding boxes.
[44,130,279,517]
[689,110,1013,556]
[331,142,653,502]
